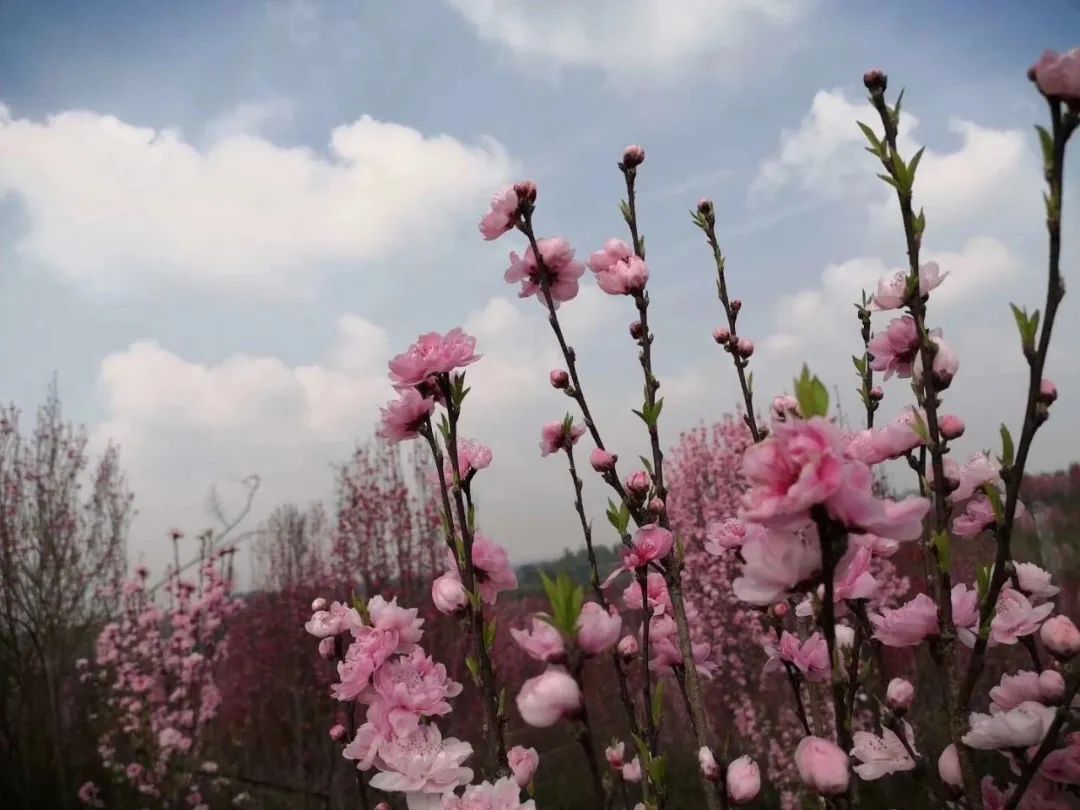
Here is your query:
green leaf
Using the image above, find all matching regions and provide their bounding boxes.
[483,618,497,653]
[793,365,829,419]
[465,656,481,686]
[909,409,930,444]
[1035,124,1054,171]
[976,563,993,603]
[982,483,1005,523]
[852,354,867,375]
[914,207,927,239]
[877,172,901,191]
[747,371,754,396]
[648,754,667,791]
[999,424,1015,468]
[619,200,632,222]
[857,120,882,154]
[651,681,665,728]
[932,530,952,573]
[639,456,655,476]
[907,147,925,185]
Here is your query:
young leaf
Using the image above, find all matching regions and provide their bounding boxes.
[982,483,1005,523]
[651,681,665,728]
[907,147,925,185]
[1035,124,1054,171]
[932,530,952,573]
[793,365,829,418]
[999,424,1015,468]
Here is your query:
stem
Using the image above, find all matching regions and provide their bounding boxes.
[811,508,852,755]
[573,660,609,807]
[857,300,877,429]
[784,664,813,735]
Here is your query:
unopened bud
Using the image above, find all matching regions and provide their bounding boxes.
[869,386,884,402]
[329,724,347,741]
[697,198,715,219]
[698,747,721,781]
[590,448,617,473]
[736,337,754,358]
[621,144,646,169]
[730,299,743,315]
[626,470,651,497]
[618,634,638,660]
[863,69,887,94]
[1039,378,1058,405]
[773,602,789,618]
[550,369,570,390]
[318,637,336,660]
[886,678,914,714]
[713,327,730,345]
[939,414,965,440]
[311,597,327,612]
[648,496,665,515]
[629,320,645,340]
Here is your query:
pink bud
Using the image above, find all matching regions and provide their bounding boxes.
[937,744,962,789]
[727,756,761,805]
[508,745,540,788]
[622,144,646,168]
[318,637,336,660]
[698,746,721,781]
[516,668,582,727]
[550,369,570,389]
[431,572,469,615]
[1039,669,1066,703]
[311,597,327,612]
[329,724,346,741]
[618,634,639,660]
[648,496,665,515]
[135,565,149,578]
[736,337,754,358]
[869,386,884,402]
[939,414,965,440]
[863,69,887,93]
[730,299,743,314]
[590,448,617,473]
[626,470,651,496]
[795,736,850,795]
[697,198,714,216]
[886,677,914,713]
[576,602,622,655]
[1040,378,1058,405]
[621,757,642,783]
[605,741,626,769]
[773,602,790,618]
[374,804,390,810]
[1041,615,1080,659]
[513,180,537,203]
[629,320,645,340]
[713,327,730,344]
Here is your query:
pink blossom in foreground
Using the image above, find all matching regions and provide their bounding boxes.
[726,756,761,804]
[1031,49,1080,99]
[962,701,1056,750]
[590,448,617,472]
[868,315,921,379]
[479,186,519,240]
[368,595,425,652]
[441,777,536,809]
[869,592,939,647]
[938,744,963,788]
[621,571,672,614]
[825,462,930,540]
[832,545,879,602]
[305,600,363,638]
[626,469,651,496]
[850,724,917,780]
[538,420,585,457]
[952,494,996,538]
[452,439,493,479]
[508,746,539,788]
[443,534,518,605]
[431,573,469,615]
[516,669,581,728]
[991,670,1067,712]
[367,724,474,801]
[1041,615,1080,658]
[389,329,481,390]
[576,602,622,655]
[762,630,830,683]
[733,527,821,606]
[331,627,400,700]
[950,452,1001,502]
[343,701,394,771]
[871,261,947,310]
[795,736,850,795]
[505,237,585,308]
[587,238,650,295]
[367,648,463,737]
[1015,562,1060,601]
[704,517,764,554]
[991,588,1054,645]
[510,617,566,663]
[627,524,673,566]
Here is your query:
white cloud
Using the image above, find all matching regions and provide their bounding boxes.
[445,0,809,83]
[0,106,514,296]
[206,98,295,140]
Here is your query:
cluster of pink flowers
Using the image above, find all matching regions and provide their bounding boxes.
[84,542,239,807]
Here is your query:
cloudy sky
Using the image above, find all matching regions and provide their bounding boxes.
[2,0,1078,576]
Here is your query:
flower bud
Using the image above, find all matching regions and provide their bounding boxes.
[863,69,887,93]
[318,637,336,660]
[621,144,646,169]
[886,678,914,714]
[869,386,884,402]
[431,572,469,615]
[626,470,651,496]
[590,448,617,473]
[621,758,642,783]
[736,337,754,358]
[629,320,645,340]
[795,736,849,795]
[727,756,761,805]
[713,327,731,345]
[508,745,539,788]
[329,724,347,741]
[618,634,639,660]
[938,744,962,789]
[605,741,626,769]
[730,299,743,315]
[311,597,327,612]
[939,414,965,440]
[698,746,721,781]
[1039,669,1066,704]
[773,601,790,618]
[697,198,715,220]
[1041,615,1080,659]
[648,496,665,515]
[513,180,537,203]
[1040,378,1058,405]
[550,369,570,390]
[516,669,582,727]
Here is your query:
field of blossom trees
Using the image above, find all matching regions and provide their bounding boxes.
[4,45,1080,810]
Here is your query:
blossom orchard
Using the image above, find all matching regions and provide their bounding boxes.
[305,53,1080,810]
[81,533,241,808]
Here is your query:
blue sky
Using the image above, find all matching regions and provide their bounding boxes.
[1,0,1078,574]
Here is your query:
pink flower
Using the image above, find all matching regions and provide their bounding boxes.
[622,144,646,167]
[452,439,493,478]
[762,630,830,683]
[367,648,463,737]
[511,617,566,663]
[833,545,879,602]
[952,494,995,538]
[648,636,713,677]
[795,736,850,795]
[319,637,336,659]
[991,588,1054,645]
[77,782,103,807]
[704,518,764,554]
[621,757,642,783]
[886,678,914,712]
[539,420,585,457]
[698,746,721,781]
[388,329,481,390]
[940,414,965,440]
[505,237,585,308]
[951,452,1001,502]
[844,408,924,465]
[952,583,981,647]
[621,571,671,614]
[871,262,947,310]
[733,527,821,606]
[963,701,1056,750]
[825,462,930,541]
[870,593,939,647]
[549,369,569,389]
[991,670,1066,712]
[913,335,959,388]
[1041,736,1080,784]
[441,777,536,809]
[305,600,363,638]
[479,186,519,240]
[726,756,761,804]
[444,534,518,605]
[344,701,394,771]
[590,448,617,472]
[515,668,581,727]
[868,315,921,379]
[605,741,625,769]
[626,470,651,496]
[587,239,649,295]
[367,724,474,799]
[938,744,962,788]
[432,573,469,615]
[576,602,622,655]
[1031,49,1080,99]
[850,725,916,780]
[1041,615,1080,659]
[368,595,425,652]
[627,524,673,567]
[331,627,400,701]
[508,746,539,788]
[1015,562,1060,601]
[772,395,800,420]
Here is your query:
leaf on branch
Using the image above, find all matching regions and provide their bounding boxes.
[794,365,829,418]
[999,424,1015,468]
[932,530,952,573]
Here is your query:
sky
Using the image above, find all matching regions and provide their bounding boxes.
[1,0,1079,577]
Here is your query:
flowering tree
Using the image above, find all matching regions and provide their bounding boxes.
[307,51,1080,810]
